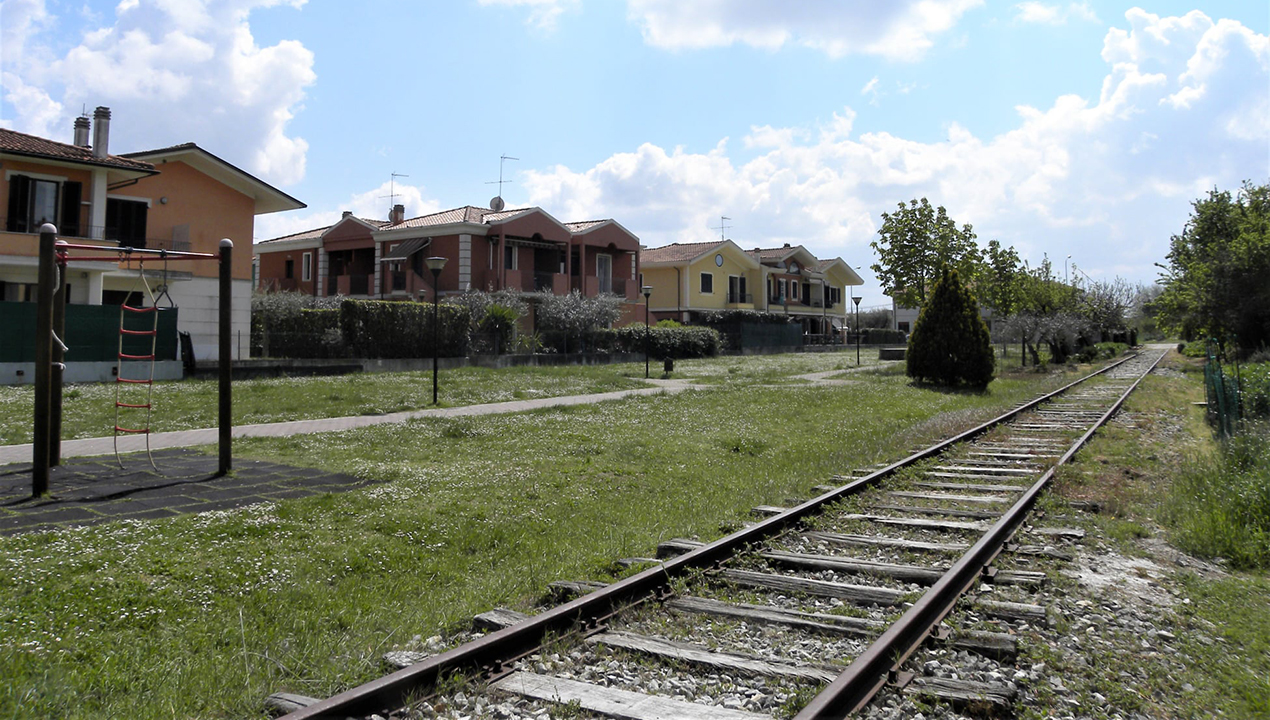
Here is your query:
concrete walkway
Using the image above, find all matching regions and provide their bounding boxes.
[0,377,706,466]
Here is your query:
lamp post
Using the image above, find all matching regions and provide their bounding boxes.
[1065,254,1071,285]
[853,296,862,366]
[642,285,652,379]
[425,256,448,405]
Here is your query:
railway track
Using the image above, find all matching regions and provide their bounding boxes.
[278,349,1166,720]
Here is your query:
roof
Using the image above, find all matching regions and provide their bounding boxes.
[564,220,607,233]
[256,215,387,246]
[641,241,724,264]
[0,127,156,174]
[390,205,493,229]
[379,237,431,261]
[123,143,305,215]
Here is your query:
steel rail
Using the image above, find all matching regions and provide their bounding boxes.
[795,349,1165,719]
[281,354,1138,720]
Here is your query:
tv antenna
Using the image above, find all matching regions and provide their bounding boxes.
[381,172,409,214]
[485,154,518,212]
[712,216,732,241]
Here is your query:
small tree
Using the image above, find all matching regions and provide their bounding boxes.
[906,267,994,388]
[871,198,982,308]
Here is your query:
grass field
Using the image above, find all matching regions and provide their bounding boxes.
[0,349,884,445]
[0,349,1075,719]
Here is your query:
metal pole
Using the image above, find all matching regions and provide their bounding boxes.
[218,239,233,475]
[432,296,440,404]
[642,286,652,379]
[32,224,57,496]
[854,296,861,366]
[51,243,68,467]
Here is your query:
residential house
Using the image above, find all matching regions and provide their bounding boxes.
[1,107,305,363]
[255,204,642,303]
[641,240,863,337]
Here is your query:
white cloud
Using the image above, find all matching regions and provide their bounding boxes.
[1014,2,1098,26]
[626,0,984,62]
[477,0,578,30]
[2,0,314,186]
[519,10,1268,291]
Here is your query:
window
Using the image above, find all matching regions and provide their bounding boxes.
[5,175,82,236]
[284,259,294,280]
[302,252,312,282]
[700,272,713,294]
[791,280,799,300]
[106,198,148,248]
[504,244,518,270]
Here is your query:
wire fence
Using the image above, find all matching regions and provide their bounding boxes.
[1204,339,1242,438]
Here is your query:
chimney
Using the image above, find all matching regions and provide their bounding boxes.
[92,106,111,158]
[390,204,405,224]
[73,116,91,148]
[341,210,353,219]
[783,242,791,248]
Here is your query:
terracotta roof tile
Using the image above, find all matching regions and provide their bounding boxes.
[389,205,495,229]
[641,241,721,264]
[258,217,386,244]
[0,127,155,173]
[564,220,608,232]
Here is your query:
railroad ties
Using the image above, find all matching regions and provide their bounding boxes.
[276,350,1166,720]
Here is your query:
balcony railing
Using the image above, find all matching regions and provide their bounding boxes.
[727,292,753,304]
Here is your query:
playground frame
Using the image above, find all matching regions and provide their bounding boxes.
[30,223,234,496]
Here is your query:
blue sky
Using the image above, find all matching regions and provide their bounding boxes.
[3,1,1267,308]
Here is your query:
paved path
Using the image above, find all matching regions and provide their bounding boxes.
[0,378,706,534]
[0,377,705,466]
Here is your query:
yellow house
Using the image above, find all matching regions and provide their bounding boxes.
[641,240,863,338]
[640,240,762,321]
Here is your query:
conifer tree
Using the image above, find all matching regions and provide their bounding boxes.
[906,267,995,388]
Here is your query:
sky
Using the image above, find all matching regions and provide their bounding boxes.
[2,1,1267,309]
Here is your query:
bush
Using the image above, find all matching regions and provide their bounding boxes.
[906,267,995,388]
[602,324,720,359]
[698,309,794,326]
[535,291,623,353]
[251,290,347,358]
[1243,363,1270,419]
[339,299,469,359]
[1076,342,1129,363]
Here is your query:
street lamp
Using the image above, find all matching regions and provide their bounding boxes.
[642,285,652,379]
[1065,254,1071,285]
[425,256,448,405]
[853,295,862,366]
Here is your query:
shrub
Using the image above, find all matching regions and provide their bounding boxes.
[535,291,623,353]
[251,290,347,358]
[906,267,995,388]
[698,309,793,326]
[339,299,469,359]
[603,324,720,359]
[1243,363,1270,419]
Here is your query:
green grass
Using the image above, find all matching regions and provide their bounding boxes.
[0,355,1080,719]
[0,364,649,445]
[1164,421,1270,569]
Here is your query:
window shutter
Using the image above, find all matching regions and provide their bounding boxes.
[60,181,82,237]
[7,175,31,232]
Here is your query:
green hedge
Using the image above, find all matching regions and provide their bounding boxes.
[257,309,343,359]
[601,325,721,359]
[339,299,470,359]
[698,309,793,326]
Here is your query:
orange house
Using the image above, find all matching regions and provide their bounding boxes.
[256,204,642,303]
[1,107,305,361]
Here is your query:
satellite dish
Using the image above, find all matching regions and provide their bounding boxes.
[489,196,505,212]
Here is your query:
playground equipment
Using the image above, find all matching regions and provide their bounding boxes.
[30,223,234,497]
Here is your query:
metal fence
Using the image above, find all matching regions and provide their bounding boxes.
[1204,340,1242,437]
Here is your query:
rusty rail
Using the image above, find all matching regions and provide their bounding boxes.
[283,354,1138,719]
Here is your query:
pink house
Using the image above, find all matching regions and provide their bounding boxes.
[255,204,641,302]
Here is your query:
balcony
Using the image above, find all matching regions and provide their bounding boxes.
[330,273,370,296]
[727,291,753,305]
